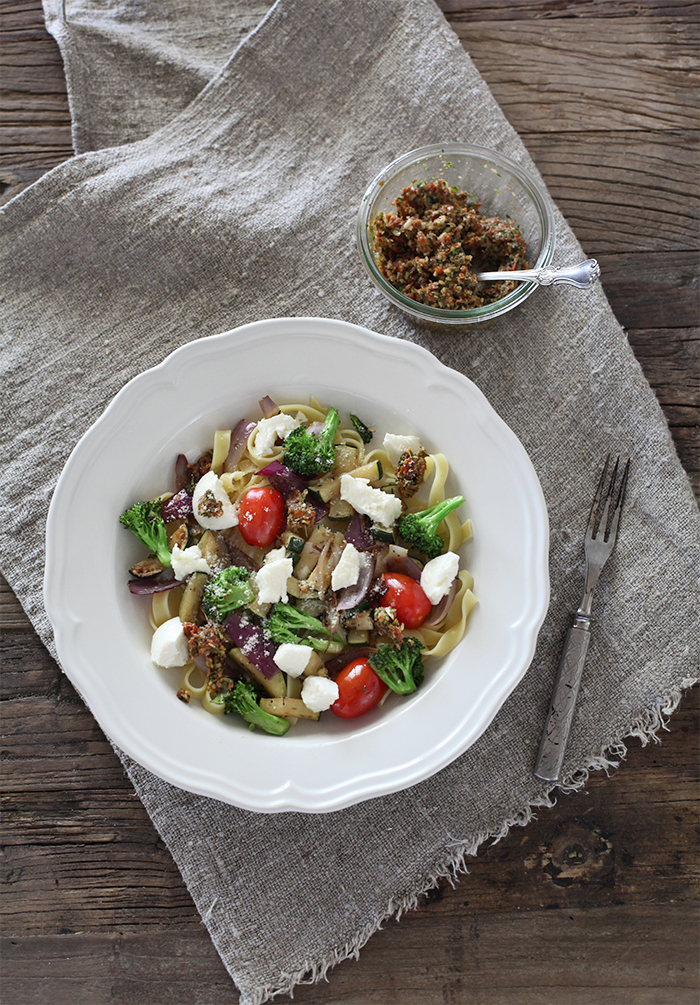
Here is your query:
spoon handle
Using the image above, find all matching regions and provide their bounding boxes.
[477,259,600,289]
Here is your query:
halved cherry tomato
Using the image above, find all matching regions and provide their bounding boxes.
[330,657,388,719]
[381,572,432,629]
[238,486,285,547]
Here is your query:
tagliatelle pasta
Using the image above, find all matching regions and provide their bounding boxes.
[121,396,477,734]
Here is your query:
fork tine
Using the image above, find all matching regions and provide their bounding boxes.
[586,454,610,540]
[598,456,620,539]
[605,457,630,545]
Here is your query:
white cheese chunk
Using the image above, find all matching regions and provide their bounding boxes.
[420,551,460,605]
[150,616,189,668]
[255,546,293,604]
[383,432,422,466]
[340,474,402,528]
[191,469,239,530]
[253,414,300,456]
[331,541,362,591]
[301,675,340,713]
[170,543,212,581]
[273,642,312,678]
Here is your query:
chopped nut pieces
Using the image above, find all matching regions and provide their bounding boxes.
[373,178,527,309]
[394,449,428,500]
[286,488,317,532]
[373,605,404,645]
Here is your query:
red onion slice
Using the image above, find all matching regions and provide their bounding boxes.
[384,550,423,580]
[175,453,189,491]
[162,488,193,521]
[336,553,376,610]
[259,395,279,419]
[258,460,307,498]
[323,646,375,679]
[424,576,459,626]
[344,512,373,551]
[224,418,257,473]
[128,576,179,595]
[224,612,279,679]
[364,576,389,608]
[259,461,329,520]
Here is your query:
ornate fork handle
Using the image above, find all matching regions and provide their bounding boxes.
[534,615,591,781]
[477,259,600,289]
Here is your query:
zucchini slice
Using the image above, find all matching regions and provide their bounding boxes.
[259,697,320,721]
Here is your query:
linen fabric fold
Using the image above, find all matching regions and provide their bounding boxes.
[2,1,698,1002]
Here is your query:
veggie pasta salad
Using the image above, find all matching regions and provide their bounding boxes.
[120,396,477,735]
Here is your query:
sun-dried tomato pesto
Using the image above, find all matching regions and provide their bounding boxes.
[372,179,527,310]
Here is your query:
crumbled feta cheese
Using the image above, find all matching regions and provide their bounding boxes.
[301,675,339,712]
[191,470,238,530]
[170,543,212,581]
[420,551,460,605]
[273,642,312,678]
[383,432,422,466]
[253,414,300,456]
[331,541,362,591]
[255,546,293,604]
[340,474,402,527]
[150,616,189,668]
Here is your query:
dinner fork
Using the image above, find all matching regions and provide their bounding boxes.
[534,456,630,782]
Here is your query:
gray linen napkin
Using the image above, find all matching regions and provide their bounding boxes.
[2,1,699,1002]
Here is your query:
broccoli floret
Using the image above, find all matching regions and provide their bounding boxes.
[223,679,290,736]
[202,566,255,622]
[120,499,171,566]
[266,602,344,654]
[368,637,425,695]
[283,407,340,477]
[349,413,374,444]
[396,495,465,559]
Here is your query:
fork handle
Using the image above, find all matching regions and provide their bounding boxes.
[534,616,591,782]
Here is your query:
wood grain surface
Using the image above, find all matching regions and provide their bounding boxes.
[1,1,698,1002]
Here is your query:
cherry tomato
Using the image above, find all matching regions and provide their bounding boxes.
[381,572,432,629]
[331,658,388,719]
[238,486,285,547]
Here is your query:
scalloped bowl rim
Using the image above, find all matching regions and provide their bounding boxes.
[44,317,549,813]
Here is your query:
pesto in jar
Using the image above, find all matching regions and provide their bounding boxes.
[372,179,527,310]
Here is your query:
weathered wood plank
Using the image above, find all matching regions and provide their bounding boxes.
[458,19,699,133]
[595,250,699,329]
[521,131,699,253]
[2,903,698,1005]
[0,126,73,150]
[626,327,699,408]
[438,0,700,19]
[0,578,28,629]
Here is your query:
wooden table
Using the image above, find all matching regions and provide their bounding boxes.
[2,2,698,1002]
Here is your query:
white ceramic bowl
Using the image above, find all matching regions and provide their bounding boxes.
[44,318,549,813]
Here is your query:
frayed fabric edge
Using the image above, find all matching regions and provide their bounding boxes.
[233,675,698,1005]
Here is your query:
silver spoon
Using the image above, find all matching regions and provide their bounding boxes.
[477,258,600,289]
